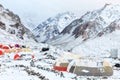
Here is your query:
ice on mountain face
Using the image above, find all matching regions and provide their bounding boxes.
[82,4,120,28]
[32,12,77,43]
[47,4,120,52]
[57,12,77,32]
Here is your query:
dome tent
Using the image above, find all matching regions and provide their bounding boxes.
[67,59,113,76]
[2,45,10,49]
[0,50,4,55]
[14,53,20,60]
[2,45,11,53]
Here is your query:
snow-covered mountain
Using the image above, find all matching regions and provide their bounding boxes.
[32,12,77,43]
[0,4,35,42]
[48,4,120,52]
[1,3,120,80]
[20,13,41,31]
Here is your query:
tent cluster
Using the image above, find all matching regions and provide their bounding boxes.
[0,43,34,60]
[0,44,32,53]
[53,53,113,76]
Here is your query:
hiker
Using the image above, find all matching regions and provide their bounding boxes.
[72,76,78,80]
[30,60,35,67]
[55,71,58,76]
[60,72,64,78]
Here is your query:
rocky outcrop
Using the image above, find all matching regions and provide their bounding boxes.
[0,4,36,40]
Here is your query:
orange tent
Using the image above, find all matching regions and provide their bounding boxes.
[14,54,20,60]
[0,50,4,55]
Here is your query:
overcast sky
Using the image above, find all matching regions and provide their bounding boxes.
[0,0,120,26]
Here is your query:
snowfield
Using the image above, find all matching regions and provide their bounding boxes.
[0,3,120,80]
[0,24,120,80]
[0,42,120,80]
[72,30,120,57]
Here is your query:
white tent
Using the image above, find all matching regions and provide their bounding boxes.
[67,59,113,76]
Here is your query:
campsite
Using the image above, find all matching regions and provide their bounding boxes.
[0,43,120,80]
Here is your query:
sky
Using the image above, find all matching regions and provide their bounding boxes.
[0,0,120,29]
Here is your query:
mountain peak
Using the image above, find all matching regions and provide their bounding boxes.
[47,4,120,51]
[103,3,111,8]
[102,3,120,10]
[32,12,77,43]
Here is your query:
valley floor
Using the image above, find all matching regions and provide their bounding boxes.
[0,47,120,80]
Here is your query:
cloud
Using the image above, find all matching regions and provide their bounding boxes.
[0,0,120,23]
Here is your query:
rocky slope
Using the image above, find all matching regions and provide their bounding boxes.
[47,4,120,51]
[0,4,35,41]
[32,12,77,43]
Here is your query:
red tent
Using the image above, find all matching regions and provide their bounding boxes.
[0,50,4,55]
[2,46,10,49]
[53,66,67,71]
[53,59,68,71]
[0,44,3,48]
[14,54,20,60]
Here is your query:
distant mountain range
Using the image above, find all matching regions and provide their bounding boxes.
[45,4,120,54]
[1,3,120,55]
[32,12,77,43]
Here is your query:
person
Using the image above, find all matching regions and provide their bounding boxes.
[30,60,35,67]
[60,72,64,78]
[73,76,77,80]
